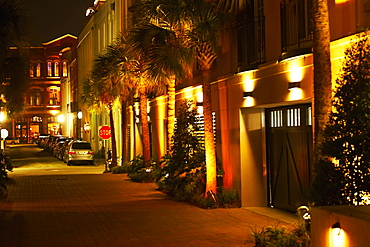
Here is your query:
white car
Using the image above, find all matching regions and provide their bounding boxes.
[5,137,20,145]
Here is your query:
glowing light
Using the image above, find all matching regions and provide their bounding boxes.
[335,0,350,4]
[288,58,304,82]
[287,88,303,101]
[0,112,6,122]
[49,110,60,116]
[57,114,65,123]
[330,224,348,247]
[241,71,256,92]
[243,97,255,107]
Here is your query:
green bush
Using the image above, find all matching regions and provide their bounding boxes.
[111,162,132,174]
[248,223,310,247]
[216,188,239,208]
[126,155,156,183]
[156,100,206,204]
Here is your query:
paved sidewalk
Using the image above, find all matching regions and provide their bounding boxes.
[0,169,298,247]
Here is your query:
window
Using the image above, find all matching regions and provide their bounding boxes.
[287,108,301,127]
[30,88,42,106]
[62,61,68,77]
[54,62,59,77]
[36,62,41,77]
[48,87,59,105]
[47,62,52,77]
[270,110,283,128]
[29,63,34,77]
[280,0,313,53]
[237,0,265,71]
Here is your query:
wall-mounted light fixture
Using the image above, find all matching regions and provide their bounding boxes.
[243,91,253,99]
[331,222,341,236]
[288,82,301,90]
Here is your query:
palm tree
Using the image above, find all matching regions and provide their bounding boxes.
[0,0,29,116]
[81,41,128,167]
[312,0,332,161]
[126,8,193,152]
[124,32,167,167]
[131,0,225,195]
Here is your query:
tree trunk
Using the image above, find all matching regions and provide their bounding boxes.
[312,0,332,162]
[167,78,176,152]
[202,69,217,196]
[140,92,151,167]
[109,105,118,167]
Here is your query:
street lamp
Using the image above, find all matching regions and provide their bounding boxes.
[0,111,6,158]
[77,110,83,140]
[57,114,64,135]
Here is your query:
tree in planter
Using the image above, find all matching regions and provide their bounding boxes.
[311,35,370,205]
[156,100,206,203]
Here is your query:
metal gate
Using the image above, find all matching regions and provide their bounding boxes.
[266,104,312,211]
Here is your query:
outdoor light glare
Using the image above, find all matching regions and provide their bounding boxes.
[0,112,6,122]
[57,114,65,123]
[78,110,83,119]
[332,222,341,236]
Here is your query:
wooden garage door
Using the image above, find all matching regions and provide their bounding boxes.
[266,104,312,211]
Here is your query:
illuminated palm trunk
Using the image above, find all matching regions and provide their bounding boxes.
[312,0,331,160]
[139,91,151,167]
[167,78,176,152]
[108,104,118,167]
[202,69,217,196]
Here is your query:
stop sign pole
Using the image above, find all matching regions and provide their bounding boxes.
[99,126,111,139]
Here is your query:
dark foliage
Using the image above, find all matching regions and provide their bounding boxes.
[311,35,370,205]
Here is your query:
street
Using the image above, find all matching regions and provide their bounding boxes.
[0,144,297,247]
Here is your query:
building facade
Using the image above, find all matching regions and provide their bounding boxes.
[75,0,369,210]
[15,35,77,142]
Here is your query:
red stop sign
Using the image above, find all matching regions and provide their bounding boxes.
[99,126,111,139]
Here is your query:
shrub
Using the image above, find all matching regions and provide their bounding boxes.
[248,223,310,247]
[156,100,206,203]
[126,155,156,183]
[216,188,239,208]
[111,162,132,174]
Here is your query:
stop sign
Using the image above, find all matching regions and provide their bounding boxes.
[1,129,8,139]
[99,126,111,139]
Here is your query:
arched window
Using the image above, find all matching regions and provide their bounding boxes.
[54,62,59,77]
[29,63,34,77]
[48,87,59,105]
[62,61,68,77]
[36,62,41,77]
[30,88,42,106]
[47,62,52,77]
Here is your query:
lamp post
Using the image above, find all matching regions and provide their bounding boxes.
[57,114,64,135]
[77,110,83,140]
[0,111,6,159]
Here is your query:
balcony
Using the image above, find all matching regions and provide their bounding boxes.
[280,0,313,61]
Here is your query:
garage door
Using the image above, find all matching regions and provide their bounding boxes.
[266,104,312,211]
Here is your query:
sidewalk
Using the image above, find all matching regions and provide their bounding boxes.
[0,168,298,247]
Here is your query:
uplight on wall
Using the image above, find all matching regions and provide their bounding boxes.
[243,91,253,99]
[288,82,301,90]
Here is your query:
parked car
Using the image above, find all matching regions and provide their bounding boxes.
[63,140,94,166]
[50,136,68,155]
[58,139,72,160]
[37,134,50,148]
[53,141,66,158]
[5,137,20,145]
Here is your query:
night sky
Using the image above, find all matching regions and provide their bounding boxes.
[18,0,94,45]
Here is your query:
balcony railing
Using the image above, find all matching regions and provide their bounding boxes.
[237,15,266,72]
[280,0,313,54]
